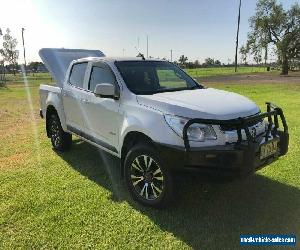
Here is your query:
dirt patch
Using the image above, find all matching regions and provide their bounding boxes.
[0,152,30,169]
[196,72,300,85]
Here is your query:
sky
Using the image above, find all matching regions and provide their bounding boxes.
[0,0,297,64]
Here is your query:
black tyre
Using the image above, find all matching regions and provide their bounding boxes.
[124,143,173,208]
[48,113,72,151]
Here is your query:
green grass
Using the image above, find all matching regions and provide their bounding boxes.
[0,73,299,249]
[185,66,272,77]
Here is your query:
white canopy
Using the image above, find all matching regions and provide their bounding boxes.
[39,48,105,87]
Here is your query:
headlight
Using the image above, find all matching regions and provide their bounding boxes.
[164,114,217,141]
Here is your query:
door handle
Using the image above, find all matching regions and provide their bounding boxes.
[81,99,89,104]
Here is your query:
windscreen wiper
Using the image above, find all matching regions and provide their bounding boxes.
[189,85,201,90]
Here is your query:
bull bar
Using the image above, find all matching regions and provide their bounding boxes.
[183,102,288,152]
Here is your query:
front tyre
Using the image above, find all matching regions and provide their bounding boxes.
[48,113,72,151]
[124,143,173,208]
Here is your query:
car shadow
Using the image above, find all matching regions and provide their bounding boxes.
[59,139,300,249]
[57,139,126,202]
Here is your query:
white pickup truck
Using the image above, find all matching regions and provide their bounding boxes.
[39,48,289,207]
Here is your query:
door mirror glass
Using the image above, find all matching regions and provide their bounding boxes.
[94,83,118,99]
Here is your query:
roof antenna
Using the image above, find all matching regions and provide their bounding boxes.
[134,46,145,60]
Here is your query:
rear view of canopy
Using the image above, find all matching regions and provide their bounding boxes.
[39,48,105,87]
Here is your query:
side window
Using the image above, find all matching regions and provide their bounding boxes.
[89,66,115,92]
[69,63,88,88]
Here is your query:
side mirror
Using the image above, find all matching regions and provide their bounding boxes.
[94,83,119,99]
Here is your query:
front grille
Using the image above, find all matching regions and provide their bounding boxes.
[220,119,263,131]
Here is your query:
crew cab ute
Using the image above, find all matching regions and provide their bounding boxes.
[39,48,289,207]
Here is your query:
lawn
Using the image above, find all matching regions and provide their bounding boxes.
[185,66,272,78]
[0,73,299,249]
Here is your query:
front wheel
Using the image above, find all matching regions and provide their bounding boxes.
[124,143,173,208]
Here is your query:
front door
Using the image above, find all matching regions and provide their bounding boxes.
[82,62,121,153]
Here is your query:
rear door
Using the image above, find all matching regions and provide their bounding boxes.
[62,62,89,132]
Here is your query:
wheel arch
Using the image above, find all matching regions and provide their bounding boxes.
[120,131,154,177]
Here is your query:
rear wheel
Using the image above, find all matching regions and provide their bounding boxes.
[124,143,173,208]
[48,113,72,151]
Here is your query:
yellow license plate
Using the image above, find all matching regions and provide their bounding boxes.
[260,140,278,160]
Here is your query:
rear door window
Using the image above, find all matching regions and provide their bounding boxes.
[69,62,88,88]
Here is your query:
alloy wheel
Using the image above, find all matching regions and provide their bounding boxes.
[130,155,164,201]
[50,119,61,148]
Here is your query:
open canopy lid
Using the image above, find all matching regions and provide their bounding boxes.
[39,48,105,86]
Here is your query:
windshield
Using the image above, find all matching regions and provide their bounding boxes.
[115,61,202,95]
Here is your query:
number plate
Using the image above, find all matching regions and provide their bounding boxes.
[260,140,278,160]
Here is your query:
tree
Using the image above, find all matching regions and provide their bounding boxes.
[239,45,248,64]
[0,28,5,86]
[203,57,215,67]
[253,50,262,65]
[0,29,3,68]
[215,60,221,66]
[178,55,188,67]
[0,28,19,75]
[28,61,40,72]
[28,61,45,74]
[245,0,300,75]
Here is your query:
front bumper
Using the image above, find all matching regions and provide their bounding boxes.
[155,103,289,177]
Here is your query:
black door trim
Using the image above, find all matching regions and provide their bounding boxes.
[67,125,118,153]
